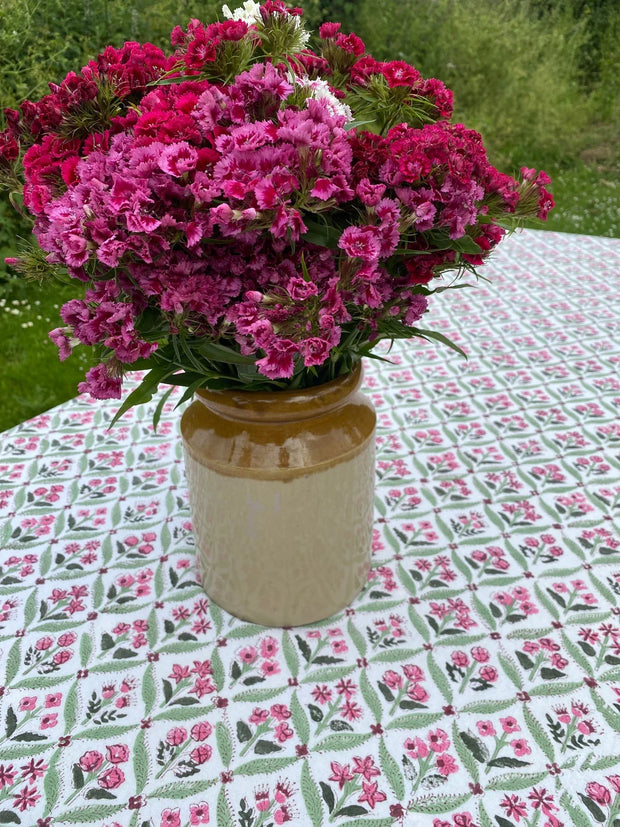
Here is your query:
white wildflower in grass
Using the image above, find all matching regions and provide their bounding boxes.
[222,1,261,24]
[293,75,353,121]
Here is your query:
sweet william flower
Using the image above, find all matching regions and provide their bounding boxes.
[3,3,553,410]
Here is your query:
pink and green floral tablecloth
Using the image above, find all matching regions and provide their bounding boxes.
[1,228,619,827]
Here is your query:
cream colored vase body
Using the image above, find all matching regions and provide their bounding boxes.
[180,364,376,626]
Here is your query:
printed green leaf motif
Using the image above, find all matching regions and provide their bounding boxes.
[63,682,78,734]
[51,804,125,824]
[4,640,20,685]
[461,699,515,714]
[282,631,299,678]
[235,756,298,776]
[560,792,599,827]
[301,665,356,684]
[42,751,61,817]
[334,805,368,817]
[227,624,261,640]
[216,721,233,767]
[23,591,38,627]
[379,736,405,799]
[320,781,335,813]
[301,761,324,827]
[578,793,606,823]
[359,670,382,723]
[72,724,134,741]
[529,681,582,698]
[523,704,555,762]
[152,706,214,722]
[486,771,548,791]
[409,792,472,814]
[476,802,495,827]
[370,648,420,664]
[459,730,489,764]
[337,820,392,827]
[497,652,523,689]
[487,756,531,769]
[590,688,620,731]
[0,743,50,761]
[407,604,430,642]
[347,618,367,657]
[142,664,156,715]
[150,779,217,800]
[472,592,496,630]
[236,721,252,743]
[232,687,284,703]
[133,729,148,795]
[79,633,92,668]
[386,712,443,731]
[0,810,20,823]
[452,723,479,782]
[290,691,310,746]
[210,646,224,692]
[254,739,282,754]
[313,732,372,752]
[426,651,453,704]
[588,755,620,772]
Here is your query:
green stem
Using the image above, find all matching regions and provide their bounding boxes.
[315,698,341,736]
[528,654,546,682]
[458,663,476,693]
[559,719,577,754]
[484,733,507,774]
[411,752,433,793]
[239,721,270,757]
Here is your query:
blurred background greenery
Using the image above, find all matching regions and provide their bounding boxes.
[0,0,618,431]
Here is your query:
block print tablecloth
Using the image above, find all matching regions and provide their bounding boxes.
[1,228,620,827]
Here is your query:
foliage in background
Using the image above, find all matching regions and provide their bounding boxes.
[0,0,618,431]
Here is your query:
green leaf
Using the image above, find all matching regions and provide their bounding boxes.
[236,721,252,743]
[152,386,175,433]
[5,707,17,739]
[426,652,453,704]
[407,604,430,642]
[133,729,149,795]
[523,704,555,762]
[461,699,515,714]
[409,792,473,814]
[359,670,382,723]
[290,691,310,746]
[300,761,324,827]
[471,592,496,630]
[578,793,607,823]
[210,647,225,692]
[498,652,523,689]
[486,771,548,791]
[4,640,20,685]
[254,739,282,754]
[43,751,61,817]
[529,681,582,698]
[386,712,443,731]
[313,733,372,752]
[152,706,214,722]
[0,811,20,824]
[282,631,299,678]
[590,688,620,731]
[50,805,125,824]
[452,723,479,782]
[235,756,298,776]
[320,781,335,813]
[232,687,284,703]
[379,736,405,799]
[409,327,468,359]
[23,590,38,627]
[560,792,599,827]
[150,778,217,800]
[109,365,175,427]
[301,665,356,684]
[64,682,78,734]
[458,730,489,764]
[347,618,367,657]
[487,756,531,769]
[216,721,233,767]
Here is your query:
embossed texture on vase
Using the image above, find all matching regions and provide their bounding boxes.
[180,364,376,626]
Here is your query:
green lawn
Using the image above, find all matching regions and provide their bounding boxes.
[1,161,618,433]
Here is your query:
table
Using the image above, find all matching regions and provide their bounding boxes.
[1,228,619,827]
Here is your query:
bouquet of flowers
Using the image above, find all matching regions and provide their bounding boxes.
[0,0,553,418]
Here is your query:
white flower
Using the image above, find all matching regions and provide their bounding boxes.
[293,75,353,121]
[222,1,261,24]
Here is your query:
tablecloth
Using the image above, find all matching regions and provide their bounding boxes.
[0,228,619,827]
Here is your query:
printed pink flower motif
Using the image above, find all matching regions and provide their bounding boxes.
[166,727,188,747]
[160,809,182,827]
[189,802,210,825]
[191,722,212,741]
[511,738,532,757]
[428,729,450,753]
[19,697,37,711]
[500,716,520,733]
[585,782,611,806]
[404,736,429,758]
[78,750,104,773]
[329,761,353,789]
[435,753,458,776]
[98,766,125,790]
[106,744,129,764]
[476,721,496,737]
[358,779,387,809]
[190,745,213,764]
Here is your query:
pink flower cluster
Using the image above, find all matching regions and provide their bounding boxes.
[2,3,553,400]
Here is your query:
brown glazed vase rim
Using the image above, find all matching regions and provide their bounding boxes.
[194,361,363,423]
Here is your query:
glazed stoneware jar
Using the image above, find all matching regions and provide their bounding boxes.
[180,363,376,626]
